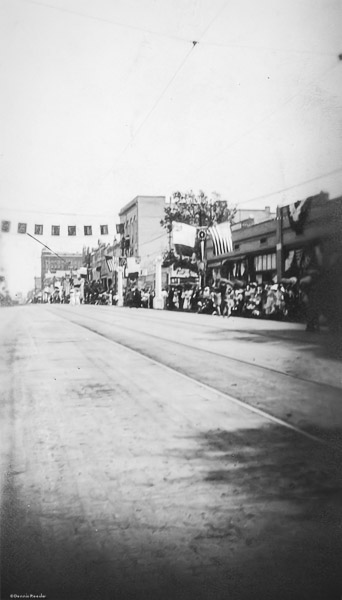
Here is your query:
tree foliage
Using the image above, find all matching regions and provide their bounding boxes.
[161,191,236,270]
[160,190,236,233]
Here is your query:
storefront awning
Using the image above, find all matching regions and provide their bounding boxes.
[221,254,247,264]
[208,259,223,267]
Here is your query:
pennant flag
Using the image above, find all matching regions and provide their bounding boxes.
[284,250,295,272]
[105,256,114,272]
[287,197,312,234]
[35,224,43,235]
[172,222,196,249]
[1,220,10,232]
[1,220,113,236]
[209,221,233,256]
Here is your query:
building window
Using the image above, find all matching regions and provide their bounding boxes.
[254,253,276,272]
[260,237,267,245]
[51,225,60,236]
[84,225,92,236]
[234,244,240,250]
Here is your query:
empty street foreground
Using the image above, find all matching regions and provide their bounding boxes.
[1,304,342,600]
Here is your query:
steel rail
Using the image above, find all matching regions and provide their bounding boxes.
[59,306,342,394]
[52,307,340,450]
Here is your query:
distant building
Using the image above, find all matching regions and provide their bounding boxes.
[34,276,41,292]
[231,206,275,231]
[41,250,83,286]
[87,241,119,290]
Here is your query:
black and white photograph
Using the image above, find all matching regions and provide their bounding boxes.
[1,1,342,598]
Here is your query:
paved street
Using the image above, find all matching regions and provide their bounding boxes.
[1,305,342,600]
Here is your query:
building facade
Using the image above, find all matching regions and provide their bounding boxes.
[207,193,342,284]
[118,195,168,287]
[41,250,83,287]
[85,241,120,291]
[231,206,275,230]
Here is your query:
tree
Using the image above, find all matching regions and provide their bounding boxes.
[160,190,236,233]
[160,190,236,269]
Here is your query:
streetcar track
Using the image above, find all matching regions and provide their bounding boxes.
[89,304,331,346]
[53,307,340,450]
[52,306,342,394]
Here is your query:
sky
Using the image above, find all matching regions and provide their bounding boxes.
[0,0,341,295]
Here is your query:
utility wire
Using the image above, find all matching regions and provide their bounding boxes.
[114,3,230,156]
[17,0,187,43]
[112,43,197,168]
[201,40,337,57]
[88,1,229,190]
[0,206,117,217]
[195,61,340,173]
[138,231,168,247]
[235,166,342,207]
[26,232,72,264]
[197,1,228,40]
[17,0,335,58]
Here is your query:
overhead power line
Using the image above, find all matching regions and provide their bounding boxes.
[18,0,187,43]
[26,232,72,264]
[201,40,337,57]
[82,2,229,196]
[195,61,340,173]
[235,166,342,207]
[0,206,117,217]
[112,44,197,168]
[18,0,336,59]
[112,2,229,167]
[139,232,168,247]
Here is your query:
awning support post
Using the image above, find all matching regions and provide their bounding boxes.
[117,267,123,307]
[153,256,164,309]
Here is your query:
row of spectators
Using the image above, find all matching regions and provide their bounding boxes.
[79,274,341,332]
[81,278,305,322]
[165,279,303,321]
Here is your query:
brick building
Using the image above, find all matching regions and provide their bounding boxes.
[41,250,83,287]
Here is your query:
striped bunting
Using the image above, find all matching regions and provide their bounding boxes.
[209,221,233,256]
[105,256,115,272]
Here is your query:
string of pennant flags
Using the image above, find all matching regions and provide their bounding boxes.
[1,221,110,236]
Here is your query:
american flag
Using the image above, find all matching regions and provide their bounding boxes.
[208,221,233,256]
[105,256,114,272]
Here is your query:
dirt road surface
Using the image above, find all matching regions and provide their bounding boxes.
[1,305,341,600]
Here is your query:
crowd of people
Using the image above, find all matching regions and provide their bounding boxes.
[164,279,303,321]
[104,278,303,323]
[47,274,339,331]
